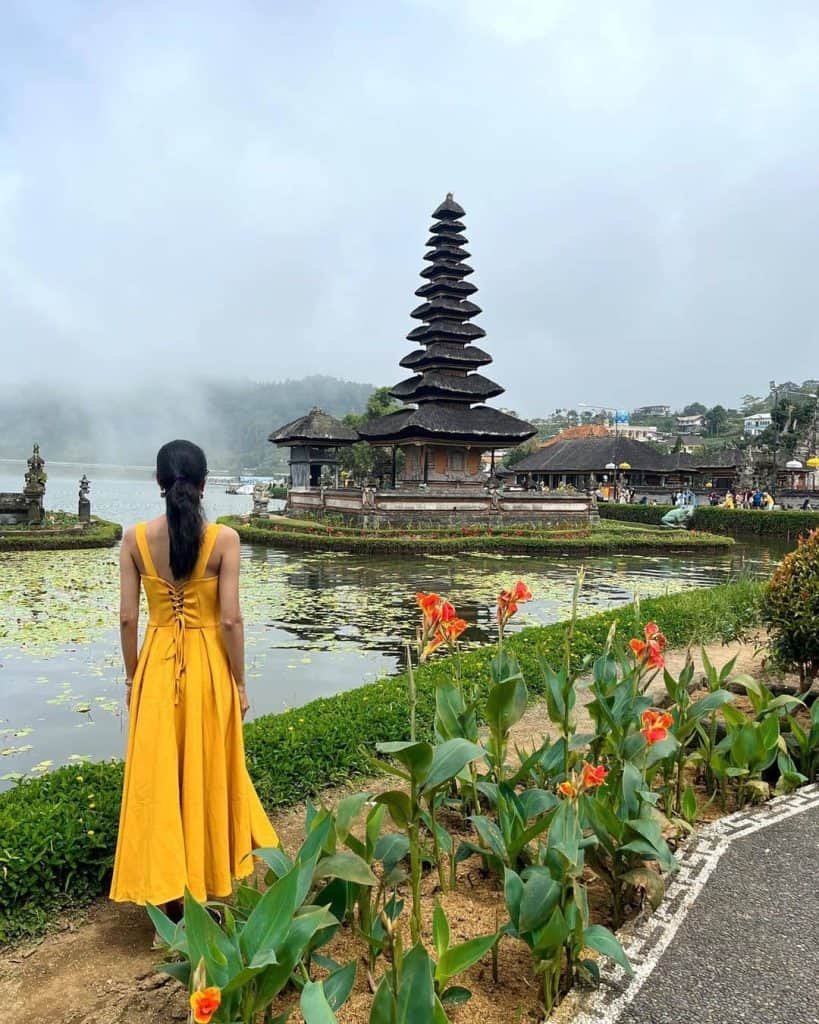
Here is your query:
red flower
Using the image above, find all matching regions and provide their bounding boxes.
[641,709,673,745]
[580,761,608,789]
[497,580,533,634]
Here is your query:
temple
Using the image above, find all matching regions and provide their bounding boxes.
[277,194,594,526]
[358,193,537,486]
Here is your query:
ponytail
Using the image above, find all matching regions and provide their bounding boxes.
[156,440,208,579]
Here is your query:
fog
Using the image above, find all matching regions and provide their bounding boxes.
[2,1,818,418]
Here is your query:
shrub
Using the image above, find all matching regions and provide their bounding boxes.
[0,581,762,944]
[761,527,819,690]
[0,516,122,551]
[599,503,819,541]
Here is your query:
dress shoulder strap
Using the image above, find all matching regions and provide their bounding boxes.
[192,522,220,579]
[135,521,159,578]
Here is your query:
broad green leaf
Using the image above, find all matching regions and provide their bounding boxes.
[254,907,338,1008]
[335,792,370,840]
[369,975,394,1024]
[440,985,472,1005]
[374,831,410,870]
[583,924,633,974]
[374,790,413,829]
[376,741,434,784]
[433,900,450,959]
[436,933,497,986]
[241,866,300,967]
[422,739,485,793]
[486,677,528,737]
[254,846,294,879]
[519,873,560,934]
[314,851,377,886]
[146,902,177,948]
[532,905,568,955]
[301,980,339,1023]
[322,961,357,1012]
[503,868,523,931]
[397,944,436,1024]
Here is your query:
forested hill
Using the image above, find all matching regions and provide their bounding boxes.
[0,375,374,473]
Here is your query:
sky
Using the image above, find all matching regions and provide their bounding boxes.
[1,0,818,418]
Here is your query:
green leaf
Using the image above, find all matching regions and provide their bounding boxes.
[397,944,436,1023]
[369,975,394,1024]
[583,924,633,974]
[440,985,472,1005]
[437,934,497,986]
[315,851,377,886]
[422,739,485,794]
[254,907,338,1008]
[376,741,434,785]
[503,868,523,931]
[682,783,697,824]
[240,866,300,967]
[323,961,357,1012]
[433,900,450,959]
[518,872,560,934]
[335,792,371,840]
[146,902,177,948]
[532,905,568,955]
[301,980,339,1024]
[364,802,386,858]
[374,790,413,829]
[374,831,410,871]
[486,677,528,738]
[254,846,294,878]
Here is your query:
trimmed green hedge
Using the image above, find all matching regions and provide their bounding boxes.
[0,580,761,944]
[220,516,733,556]
[599,503,819,541]
[0,516,122,551]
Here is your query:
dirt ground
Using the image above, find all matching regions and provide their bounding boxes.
[0,638,793,1024]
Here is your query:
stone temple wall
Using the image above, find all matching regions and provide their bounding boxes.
[287,487,595,527]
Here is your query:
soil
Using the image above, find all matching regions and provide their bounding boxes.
[0,637,795,1024]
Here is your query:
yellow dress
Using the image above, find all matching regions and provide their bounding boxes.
[110,521,278,906]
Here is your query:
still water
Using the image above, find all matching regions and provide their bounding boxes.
[0,471,782,787]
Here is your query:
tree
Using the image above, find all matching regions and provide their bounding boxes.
[704,405,729,436]
[338,387,402,484]
[682,402,707,416]
[503,440,539,468]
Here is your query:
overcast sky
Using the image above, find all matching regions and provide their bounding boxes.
[2,1,818,418]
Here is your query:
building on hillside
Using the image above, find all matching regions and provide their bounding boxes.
[744,413,772,438]
[269,408,357,488]
[633,405,671,417]
[676,414,705,435]
[607,423,658,442]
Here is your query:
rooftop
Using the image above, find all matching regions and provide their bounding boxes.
[269,407,358,447]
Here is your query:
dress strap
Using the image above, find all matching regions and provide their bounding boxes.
[135,522,159,578]
[192,523,220,579]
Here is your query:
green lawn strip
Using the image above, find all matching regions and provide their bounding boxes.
[0,516,122,551]
[599,503,819,540]
[220,516,733,555]
[0,579,761,945]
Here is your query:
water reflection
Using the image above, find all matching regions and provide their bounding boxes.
[0,472,787,786]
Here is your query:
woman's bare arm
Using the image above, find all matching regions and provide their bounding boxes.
[119,528,141,708]
[218,528,249,718]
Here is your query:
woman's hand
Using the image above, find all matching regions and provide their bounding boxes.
[236,682,250,720]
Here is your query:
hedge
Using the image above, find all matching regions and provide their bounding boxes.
[599,503,819,541]
[0,516,122,551]
[0,579,762,944]
[220,516,733,556]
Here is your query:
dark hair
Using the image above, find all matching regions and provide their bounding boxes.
[156,440,208,579]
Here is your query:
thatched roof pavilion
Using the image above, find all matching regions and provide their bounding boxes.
[269,407,357,488]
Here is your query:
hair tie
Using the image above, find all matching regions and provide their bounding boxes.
[174,474,187,482]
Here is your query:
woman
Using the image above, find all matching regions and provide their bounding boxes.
[110,439,278,917]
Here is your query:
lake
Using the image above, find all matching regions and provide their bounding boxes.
[0,470,782,787]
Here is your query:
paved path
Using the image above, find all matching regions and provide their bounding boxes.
[558,785,819,1024]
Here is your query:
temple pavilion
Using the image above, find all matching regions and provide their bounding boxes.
[269,408,357,488]
[357,194,536,487]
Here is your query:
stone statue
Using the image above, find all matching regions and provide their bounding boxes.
[362,485,377,510]
[660,505,694,529]
[78,475,91,523]
[252,482,270,515]
[23,443,46,524]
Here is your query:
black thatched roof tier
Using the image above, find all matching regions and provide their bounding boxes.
[429,219,466,234]
[410,298,482,322]
[390,372,503,403]
[425,233,468,248]
[358,405,536,446]
[415,278,477,298]
[505,437,743,475]
[423,245,471,264]
[420,261,474,280]
[269,407,358,447]
[400,343,492,370]
[367,193,535,448]
[406,321,486,343]
[432,193,466,219]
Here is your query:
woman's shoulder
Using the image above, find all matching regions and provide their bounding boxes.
[212,522,240,547]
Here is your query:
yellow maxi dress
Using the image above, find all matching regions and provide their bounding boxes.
[110,521,278,906]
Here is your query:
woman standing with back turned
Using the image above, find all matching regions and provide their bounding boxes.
[110,439,278,920]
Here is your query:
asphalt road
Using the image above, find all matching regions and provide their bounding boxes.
[619,804,819,1024]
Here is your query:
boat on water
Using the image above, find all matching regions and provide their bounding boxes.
[226,482,254,495]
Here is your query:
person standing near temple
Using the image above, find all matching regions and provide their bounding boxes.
[110,439,278,931]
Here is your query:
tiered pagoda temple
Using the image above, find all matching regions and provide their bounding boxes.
[358,194,536,486]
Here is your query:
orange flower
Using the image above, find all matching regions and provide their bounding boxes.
[497,580,533,634]
[641,709,673,745]
[440,600,456,622]
[416,592,443,625]
[629,622,667,669]
[558,780,577,798]
[580,761,608,789]
[190,987,221,1024]
[441,616,467,643]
